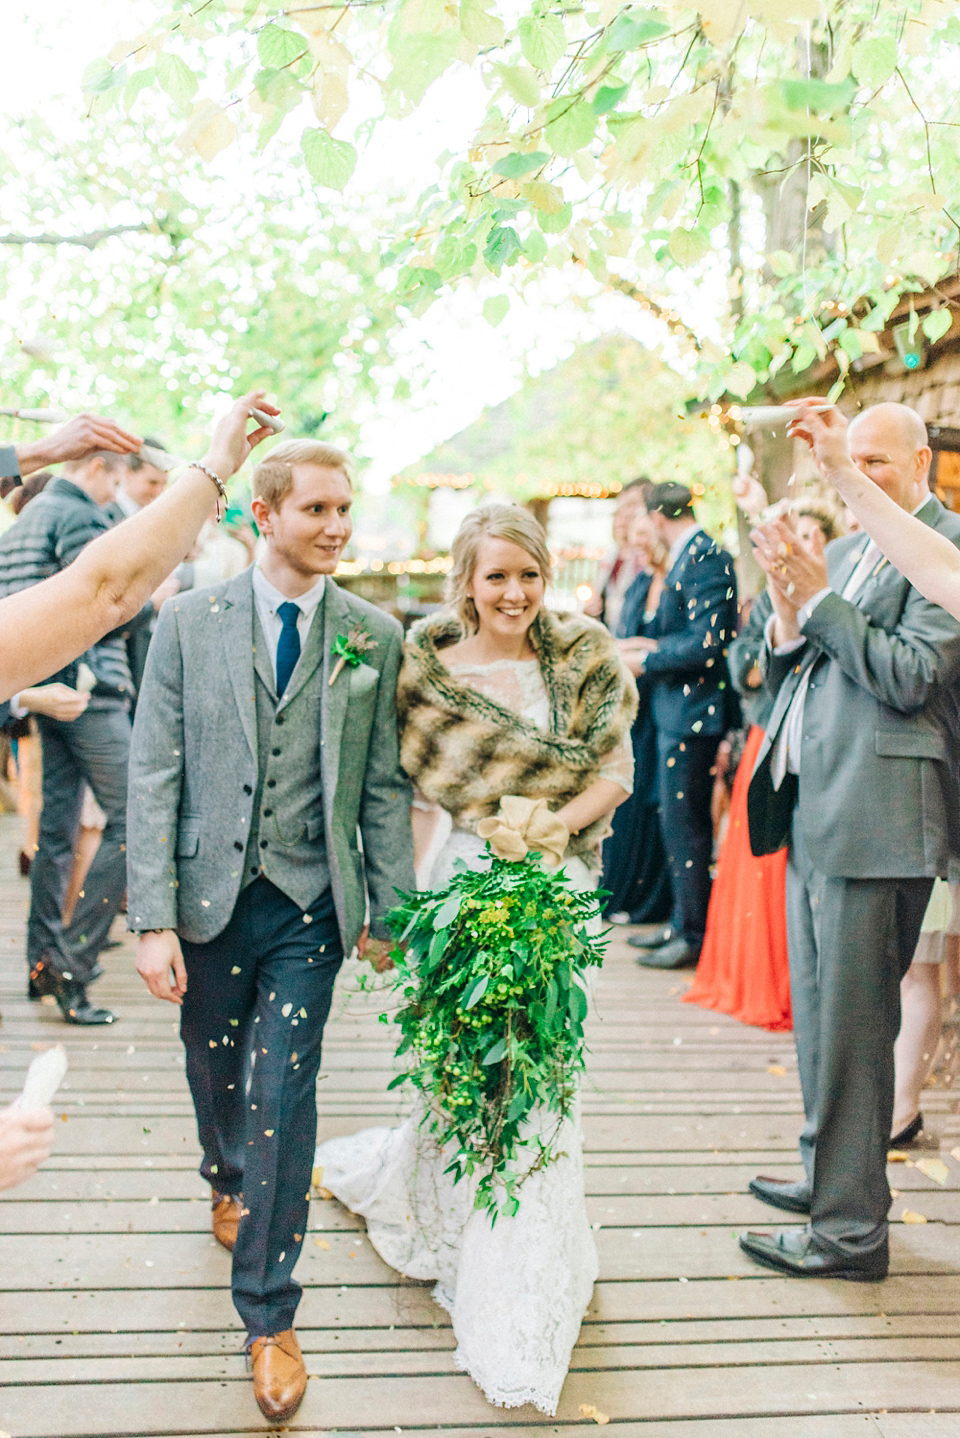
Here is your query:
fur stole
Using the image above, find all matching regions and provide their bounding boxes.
[397,608,637,857]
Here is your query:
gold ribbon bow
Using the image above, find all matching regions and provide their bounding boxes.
[476,795,569,869]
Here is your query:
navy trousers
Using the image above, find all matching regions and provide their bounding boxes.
[656,731,721,953]
[180,877,343,1335]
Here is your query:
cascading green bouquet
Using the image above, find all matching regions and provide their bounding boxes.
[383,851,608,1217]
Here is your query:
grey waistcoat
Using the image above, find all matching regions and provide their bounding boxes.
[244,606,330,909]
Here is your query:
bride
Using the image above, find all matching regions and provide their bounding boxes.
[316,504,635,1414]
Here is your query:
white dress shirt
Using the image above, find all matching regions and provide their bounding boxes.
[666,523,703,574]
[252,566,326,688]
[767,503,927,789]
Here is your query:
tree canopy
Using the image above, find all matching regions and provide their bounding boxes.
[83,0,960,405]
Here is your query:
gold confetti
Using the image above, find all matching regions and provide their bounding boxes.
[915,1157,950,1186]
[231,966,241,975]
[264,1129,275,1137]
[578,1404,610,1424]
[767,1065,787,1077]
[888,1150,912,1163]
[314,1238,331,1250]
[901,1209,928,1224]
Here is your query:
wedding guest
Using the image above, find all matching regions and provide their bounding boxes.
[685,498,842,1031]
[585,477,649,633]
[893,881,960,1146]
[103,439,175,698]
[316,503,635,1415]
[742,401,960,1281]
[627,482,740,969]
[602,504,672,925]
[127,438,414,1423]
[0,391,278,702]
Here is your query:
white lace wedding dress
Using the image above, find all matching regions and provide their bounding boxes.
[315,658,633,1414]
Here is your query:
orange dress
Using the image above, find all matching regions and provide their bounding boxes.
[683,724,792,1031]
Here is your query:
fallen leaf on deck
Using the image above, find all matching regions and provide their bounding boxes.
[951,1147,960,1164]
[901,1209,928,1223]
[767,1065,787,1076]
[578,1404,610,1424]
[314,1239,331,1250]
[915,1157,949,1186]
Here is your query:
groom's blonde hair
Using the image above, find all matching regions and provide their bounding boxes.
[446,503,553,631]
[253,439,352,511]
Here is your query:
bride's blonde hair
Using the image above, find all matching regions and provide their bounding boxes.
[446,503,553,631]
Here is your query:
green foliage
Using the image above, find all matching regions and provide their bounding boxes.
[73,0,960,404]
[0,117,413,457]
[385,852,608,1217]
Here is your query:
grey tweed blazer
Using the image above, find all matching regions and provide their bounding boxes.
[127,568,415,951]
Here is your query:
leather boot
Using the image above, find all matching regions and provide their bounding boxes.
[249,1329,307,1420]
[211,1191,243,1252]
[30,954,115,1025]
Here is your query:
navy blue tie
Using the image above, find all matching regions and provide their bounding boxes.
[275,601,301,698]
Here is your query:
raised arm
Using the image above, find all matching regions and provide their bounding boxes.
[788,399,960,622]
[0,390,278,701]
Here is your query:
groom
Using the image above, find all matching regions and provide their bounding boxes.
[127,439,415,1421]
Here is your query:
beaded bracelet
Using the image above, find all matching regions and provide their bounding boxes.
[191,461,227,520]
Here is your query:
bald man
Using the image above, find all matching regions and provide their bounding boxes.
[741,402,960,1280]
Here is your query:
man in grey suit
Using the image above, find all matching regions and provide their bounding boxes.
[127,439,415,1421]
[741,403,960,1281]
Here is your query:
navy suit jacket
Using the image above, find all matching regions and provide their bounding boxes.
[643,528,740,739]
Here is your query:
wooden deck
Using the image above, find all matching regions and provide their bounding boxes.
[2,811,960,1437]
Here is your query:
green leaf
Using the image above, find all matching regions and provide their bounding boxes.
[725,360,757,399]
[463,973,489,1009]
[433,892,463,929]
[668,226,709,266]
[494,62,541,108]
[492,150,548,179]
[82,58,120,95]
[460,0,505,45]
[387,1072,408,1090]
[791,342,817,374]
[257,24,307,68]
[607,9,669,50]
[852,37,897,89]
[301,127,357,190]
[592,83,628,115]
[483,294,510,325]
[922,308,953,342]
[537,200,572,233]
[156,53,199,106]
[545,98,596,157]
[518,13,566,72]
[523,227,547,263]
[124,67,156,112]
[484,225,522,268]
[837,327,862,362]
[389,31,460,102]
[781,77,855,114]
[481,1036,507,1065]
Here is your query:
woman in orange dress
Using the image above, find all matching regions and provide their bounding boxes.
[685,501,841,1031]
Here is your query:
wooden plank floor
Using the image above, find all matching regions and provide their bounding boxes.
[2,812,960,1436]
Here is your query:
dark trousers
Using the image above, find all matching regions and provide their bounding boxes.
[656,731,720,952]
[787,812,932,1258]
[180,877,343,1336]
[27,705,131,984]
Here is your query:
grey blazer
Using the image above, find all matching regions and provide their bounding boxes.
[748,494,960,879]
[127,569,415,952]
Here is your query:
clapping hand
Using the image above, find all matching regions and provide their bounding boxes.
[750,514,828,644]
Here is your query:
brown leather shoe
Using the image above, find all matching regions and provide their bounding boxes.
[249,1329,307,1420]
[211,1190,242,1252]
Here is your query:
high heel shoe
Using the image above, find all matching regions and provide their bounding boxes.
[29,955,116,1026]
[19,851,31,877]
[890,1113,923,1148]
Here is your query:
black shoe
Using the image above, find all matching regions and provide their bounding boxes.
[749,1175,812,1215]
[633,936,700,970]
[627,925,676,950]
[890,1113,923,1148]
[28,975,42,1000]
[739,1226,887,1281]
[29,956,116,1026]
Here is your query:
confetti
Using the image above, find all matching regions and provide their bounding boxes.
[887,1150,912,1163]
[915,1157,949,1186]
[901,1209,928,1223]
[264,1129,275,1137]
[767,1065,787,1077]
[314,1238,331,1250]
[578,1403,610,1424]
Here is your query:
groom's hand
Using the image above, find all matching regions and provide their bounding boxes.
[356,928,396,974]
[136,930,188,1004]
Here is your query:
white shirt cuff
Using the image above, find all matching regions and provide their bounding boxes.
[798,587,833,628]
[9,693,28,719]
[764,613,806,658]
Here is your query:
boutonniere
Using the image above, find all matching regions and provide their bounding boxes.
[329,623,378,686]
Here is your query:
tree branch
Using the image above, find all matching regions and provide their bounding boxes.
[606,273,703,350]
[0,223,153,250]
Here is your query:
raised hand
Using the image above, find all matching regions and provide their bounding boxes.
[15,413,143,478]
[785,399,854,482]
[203,390,281,482]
